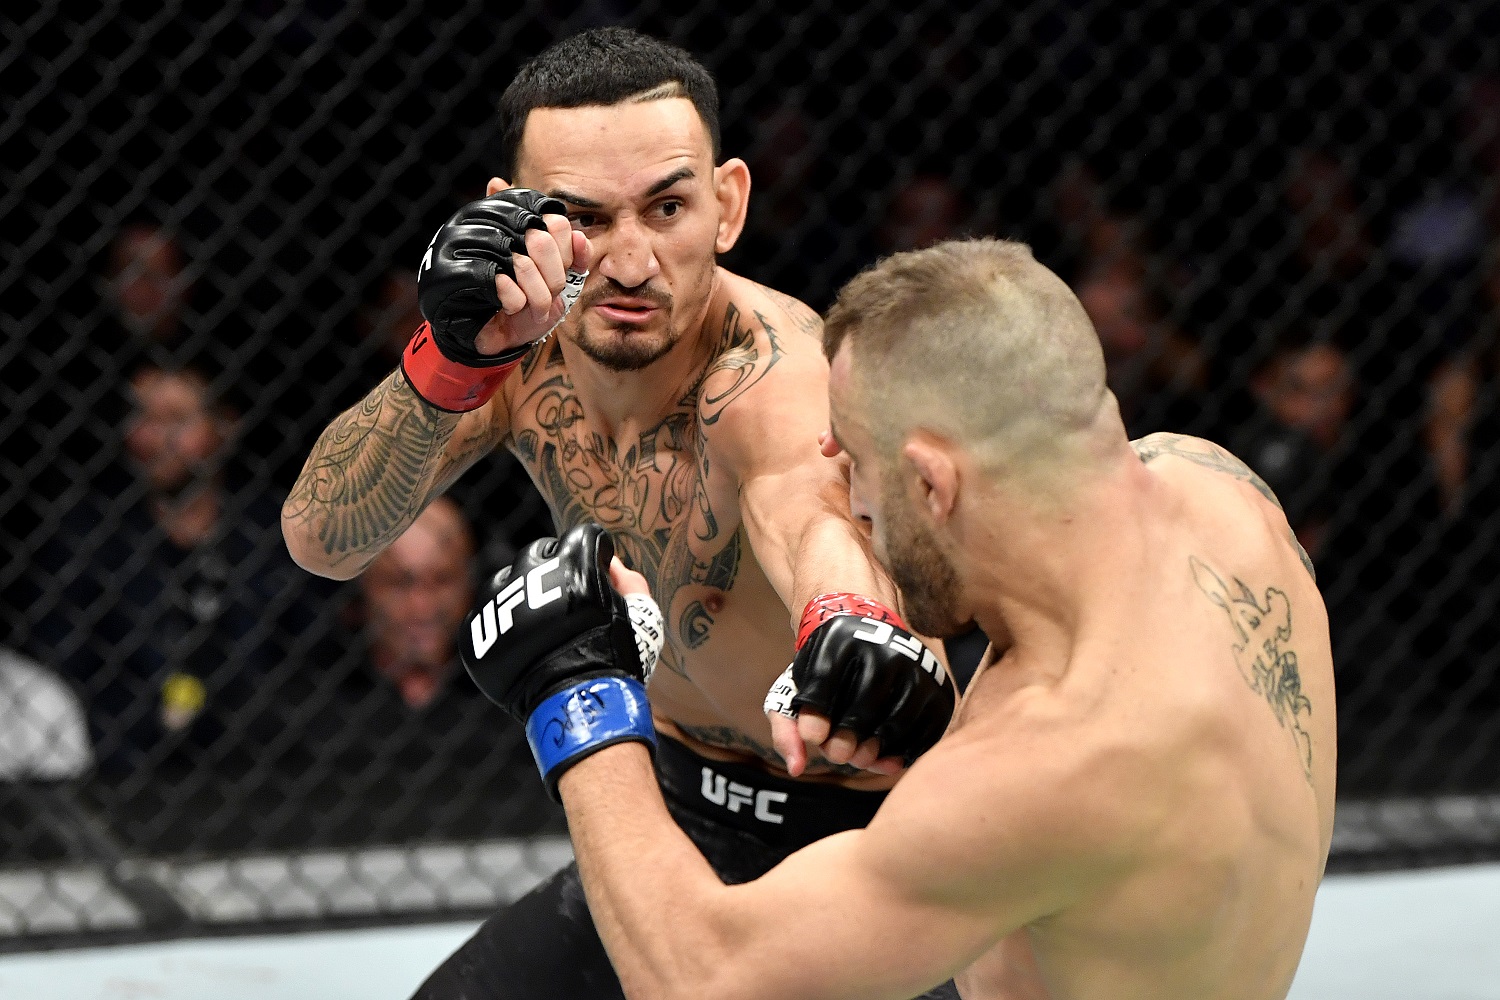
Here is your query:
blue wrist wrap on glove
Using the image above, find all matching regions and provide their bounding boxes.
[525,675,656,799]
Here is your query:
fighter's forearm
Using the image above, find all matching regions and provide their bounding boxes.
[281,368,469,579]
[745,474,898,632]
[788,511,900,621]
[558,744,735,1000]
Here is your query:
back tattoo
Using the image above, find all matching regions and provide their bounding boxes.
[1190,557,1314,782]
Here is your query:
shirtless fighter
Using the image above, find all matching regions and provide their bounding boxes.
[466,238,1337,999]
[281,27,955,1000]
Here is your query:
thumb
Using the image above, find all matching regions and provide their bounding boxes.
[768,711,808,777]
[486,176,511,196]
[608,556,651,597]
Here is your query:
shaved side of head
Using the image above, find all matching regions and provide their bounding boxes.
[825,239,1122,491]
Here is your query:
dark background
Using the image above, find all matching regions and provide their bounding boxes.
[3,0,1499,943]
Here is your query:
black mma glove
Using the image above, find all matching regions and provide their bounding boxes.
[402,188,587,411]
[763,593,954,766]
[462,523,664,799]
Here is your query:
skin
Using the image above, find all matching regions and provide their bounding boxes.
[359,498,474,709]
[109,225,188,341]
[553,340,1336,1000]
[125,367,233,548]
[1251,344,1354,453]
[283,96,930,784]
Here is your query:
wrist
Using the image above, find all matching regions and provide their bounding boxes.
[400,322,533,412]
[555,738,655,804]
[525,674,656,801]
[796,592,908,649]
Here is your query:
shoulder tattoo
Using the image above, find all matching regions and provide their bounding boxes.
[1190,556,1314,783]
[761,286,823,342]
[1133,433,1315,581]
[697,303,786,426]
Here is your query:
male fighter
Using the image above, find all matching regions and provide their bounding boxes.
[281,27,955,999]
[468,239,1337,999]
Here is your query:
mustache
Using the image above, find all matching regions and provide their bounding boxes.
[576,277,673,311]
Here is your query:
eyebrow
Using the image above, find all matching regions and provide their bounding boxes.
[548,167,697,211]
[549,188,603,209]
[646,166,695,196]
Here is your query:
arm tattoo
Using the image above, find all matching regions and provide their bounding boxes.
[284,369,459,569]
[1191,556,1314,783]
[1132,433,1316,581]
[676,724,870,778]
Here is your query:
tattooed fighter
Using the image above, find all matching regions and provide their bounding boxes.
[281,27,955,1000]
[470,239,1337,1000]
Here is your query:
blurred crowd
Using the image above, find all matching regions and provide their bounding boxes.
[5,57,1500,857]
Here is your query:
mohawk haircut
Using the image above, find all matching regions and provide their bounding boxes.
[496,27,721,177]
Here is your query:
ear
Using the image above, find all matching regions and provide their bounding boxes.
[712,158,751,254]
[901,436,959,526]
[486,177,511,197]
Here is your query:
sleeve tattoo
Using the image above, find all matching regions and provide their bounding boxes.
[283,368,471,569]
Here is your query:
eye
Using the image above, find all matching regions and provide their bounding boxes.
[569,212,601,230]
[656,199,684,219]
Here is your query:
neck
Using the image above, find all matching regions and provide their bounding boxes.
[562,268,727,436]
[961,447,1158,678]
[152,480,221,548]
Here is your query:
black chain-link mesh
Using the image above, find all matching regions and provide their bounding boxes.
[4,0,1500,946]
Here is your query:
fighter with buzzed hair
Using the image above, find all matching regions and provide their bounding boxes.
[466,237,1337,1000]
[282,26,958,1000]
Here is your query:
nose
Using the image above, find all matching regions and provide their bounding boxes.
[597,214,660,290]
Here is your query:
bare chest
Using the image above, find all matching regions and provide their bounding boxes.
[505,374,748,676]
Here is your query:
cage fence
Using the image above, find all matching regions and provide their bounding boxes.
[3,0,1500,947]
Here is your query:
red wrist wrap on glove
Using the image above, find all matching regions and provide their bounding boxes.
[400,323,525,413]
[795,592,910,650]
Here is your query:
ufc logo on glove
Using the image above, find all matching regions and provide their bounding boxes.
[469,556,565,658]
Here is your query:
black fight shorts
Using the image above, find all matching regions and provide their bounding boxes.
[409,734,961,1000]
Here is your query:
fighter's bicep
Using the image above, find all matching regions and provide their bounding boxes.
[715,829,995,1000]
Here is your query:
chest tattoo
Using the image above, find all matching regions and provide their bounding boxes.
[507,305,784,676]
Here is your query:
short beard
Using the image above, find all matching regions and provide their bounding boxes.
[574,319,682,372]
[571,276,681,372]
[881,475,969,638]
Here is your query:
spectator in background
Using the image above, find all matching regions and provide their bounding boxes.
[877,174,967,254]
[286,498,537,840]
[357,268,424,371]
[355,497,475,710]
[1050,159,1148,279]
[1075,260,1208,438]
[105,223,191,348]
[732,105,851,307]
[25,362,320,775]
[1387,75,1499,283]
[1275,149,1414,376]
[1284,148,1376,284]
[1234,337,1356,560]
[1421,261,1500,707]
[1234,335,1440,619]
[1427,252,1500,516]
